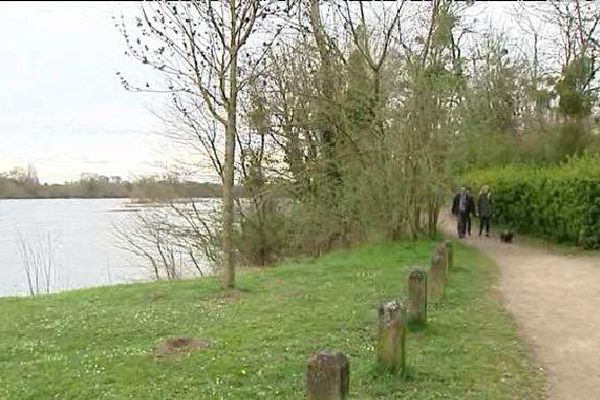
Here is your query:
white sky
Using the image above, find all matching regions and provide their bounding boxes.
[0,1,534,184]
[0,1,170,183]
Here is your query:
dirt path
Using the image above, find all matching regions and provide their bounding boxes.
[441,215,600,400]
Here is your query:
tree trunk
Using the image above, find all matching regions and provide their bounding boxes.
[222,105,237,288]
[309,0,341,193]
[222,10,239,289]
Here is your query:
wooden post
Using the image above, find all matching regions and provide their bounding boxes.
[306,351,349,400]
[377,300,406,374]
[435,243,448,279]
[408,269,427,326]
[444,240,453,271]
[428,255,446,303]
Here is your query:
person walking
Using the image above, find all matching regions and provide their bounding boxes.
[466,186,476,236]
[477,185,493,237]
[452,185,472,239]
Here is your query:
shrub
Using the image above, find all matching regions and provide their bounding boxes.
[235,201,287,267]
[464,154,600,248]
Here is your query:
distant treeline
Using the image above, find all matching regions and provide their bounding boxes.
[0,167,242,200]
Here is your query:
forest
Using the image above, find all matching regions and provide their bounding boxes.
[0,166,237,200]
[115,1,600,285]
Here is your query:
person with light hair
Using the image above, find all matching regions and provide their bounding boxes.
[477,185,493,237]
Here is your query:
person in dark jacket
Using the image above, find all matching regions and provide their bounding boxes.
[452,185,475,239]
[477,185,493,237]
[466,186,476,236]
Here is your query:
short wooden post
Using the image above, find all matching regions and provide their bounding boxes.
[407,269,427,326]
[306,351,349,400]
[428,255,446,303]
[444,240,453,271]
[435,243,448,279]
[377,300,406,374]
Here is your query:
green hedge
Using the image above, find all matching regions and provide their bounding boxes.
[464,154,600,248]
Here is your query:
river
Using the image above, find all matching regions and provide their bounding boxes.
[0,198,215,297]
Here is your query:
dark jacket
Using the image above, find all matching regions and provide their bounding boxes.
[477,193,493,218]
[452,192,475,216]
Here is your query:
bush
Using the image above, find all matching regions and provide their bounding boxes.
[235,200,287,267]
[464,154,600,248]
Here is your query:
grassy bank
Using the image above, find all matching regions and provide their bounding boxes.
[0,241,542,399]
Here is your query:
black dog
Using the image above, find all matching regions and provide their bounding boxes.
[500,229,514,243]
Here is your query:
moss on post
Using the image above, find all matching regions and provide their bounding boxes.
[306,351,349,400]
[435,243,449,279]
[408,269,427,326]
[377,300,406,374]
[428,254,446,303]
[444,240,453,271]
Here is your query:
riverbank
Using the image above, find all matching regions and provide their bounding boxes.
[0,240,543,399]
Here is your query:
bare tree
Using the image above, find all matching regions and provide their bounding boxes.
[338,1,404,123]
[117,1,289,288]
[113,205,217,281]
[528,1,600,95]
[18,231,59,296]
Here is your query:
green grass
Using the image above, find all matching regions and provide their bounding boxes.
[0,241,543,399]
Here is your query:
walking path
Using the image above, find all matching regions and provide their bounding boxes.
[442,215,600,400]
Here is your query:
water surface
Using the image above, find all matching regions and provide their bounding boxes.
[0,198,211,297]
